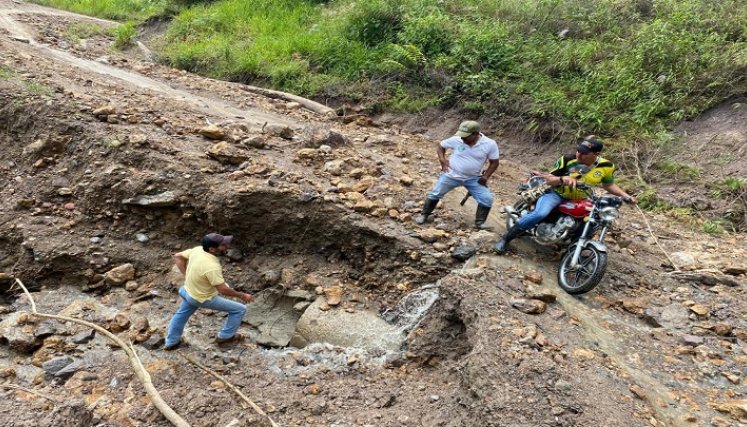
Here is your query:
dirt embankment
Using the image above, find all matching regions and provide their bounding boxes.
[0,2,746,427]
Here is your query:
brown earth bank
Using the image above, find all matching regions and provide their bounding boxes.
[0,2,746,427]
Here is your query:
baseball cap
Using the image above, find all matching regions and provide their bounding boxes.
[455,120,481,138]
[202,233,233,248]
[577,135,604,153]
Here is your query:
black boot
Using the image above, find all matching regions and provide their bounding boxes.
[415,198,439,225]
[494,223,525,254]
[474,205,492,230]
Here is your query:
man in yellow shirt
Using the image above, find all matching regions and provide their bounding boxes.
[164,233,254,350]
[494,136,637,254]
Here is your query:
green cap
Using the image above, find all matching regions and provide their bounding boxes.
[455,120,480,137]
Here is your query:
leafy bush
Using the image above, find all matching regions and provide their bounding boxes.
[112,22,138,49]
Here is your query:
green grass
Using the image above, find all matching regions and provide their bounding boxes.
[111,22,138,49]
[31,0,747,139]
[0,66,15,78]
[64,22,107,43]
[31,0,171,21]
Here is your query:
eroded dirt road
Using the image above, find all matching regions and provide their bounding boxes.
[0,1,745,426]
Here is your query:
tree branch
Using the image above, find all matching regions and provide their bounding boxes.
[14,278,191,427]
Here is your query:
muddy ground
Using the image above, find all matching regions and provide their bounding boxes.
[0,2,746,427]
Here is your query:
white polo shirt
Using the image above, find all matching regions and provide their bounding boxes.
[440,134,500,180]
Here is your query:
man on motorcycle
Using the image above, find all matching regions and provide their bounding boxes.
[494,135,637,254]
[415,120,500,229]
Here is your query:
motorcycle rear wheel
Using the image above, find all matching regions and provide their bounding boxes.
[557,245,608,295]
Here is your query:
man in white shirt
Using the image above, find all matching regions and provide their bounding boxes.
[415,120,500,229]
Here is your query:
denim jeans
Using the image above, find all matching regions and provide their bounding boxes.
[517,191,563,230]
[427,173,494,207]
[165,287,247,347]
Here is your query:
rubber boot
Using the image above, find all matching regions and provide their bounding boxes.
[415,198,439,225]
[474,205,492,230]
[494,223,525,254]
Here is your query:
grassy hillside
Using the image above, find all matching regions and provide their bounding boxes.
[35,0,747,139]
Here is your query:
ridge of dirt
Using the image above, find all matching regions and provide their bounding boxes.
[0,2,746,427]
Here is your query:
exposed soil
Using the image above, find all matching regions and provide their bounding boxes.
[0,2,746,427]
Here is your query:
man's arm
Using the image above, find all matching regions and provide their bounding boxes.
[173,253,188,275]
[215,283,254,303]
[437,146,449,172]
[602,183,638,203]
[478,159,500,185]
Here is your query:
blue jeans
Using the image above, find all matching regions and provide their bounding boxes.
[165,287,247,347]
[427,173,494,207]
[517,191,563,229]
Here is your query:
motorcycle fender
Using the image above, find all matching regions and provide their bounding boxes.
[569,240,607,253]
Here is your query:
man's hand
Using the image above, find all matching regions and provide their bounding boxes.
[240,293,254,303]
[439,159,449,172]
[478,176,489,186]
[560,176,578,189]
[624,196,639,204]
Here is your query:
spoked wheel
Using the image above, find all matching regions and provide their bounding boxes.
[557,245,608,295]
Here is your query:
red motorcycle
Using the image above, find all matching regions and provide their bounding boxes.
[503,176,628,294]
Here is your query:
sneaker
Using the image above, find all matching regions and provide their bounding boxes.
[215,333,246,346]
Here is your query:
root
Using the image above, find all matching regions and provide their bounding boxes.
[239,85,335,117]
[14,278,191,427]
[180,352,280,427]
[634,205,680,271]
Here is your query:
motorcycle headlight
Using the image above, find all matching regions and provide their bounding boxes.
[599,206,619,222]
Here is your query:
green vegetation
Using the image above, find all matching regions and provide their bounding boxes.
[64,22,107,43]
[112,22,138,48]
[0,66,15,79]
[32,0,171,21]
[33,0,746,138]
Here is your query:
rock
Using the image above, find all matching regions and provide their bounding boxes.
[353,176,376,193]
[399,176,414,186]
[296,148,318,160]
[0,312,40,353]
[57,187,73,196]
[451,244,477,261]
[366,134,396,145]
[105,264,135,286]
[135,233,149,243]
[131,316,149,333]
[123,191,179,207]
[206,141,251,165]
[55,360,85,379]
[510,298,547,315]
[142,333,164,350]
[241,135,266,149]
[629,384,647,400]
[198,125,226,140]
[125,280,140,292]
[92,105,116,117]
[524,272,543,284]
[71,329,95,344]
[226,248,243,261]
[261,270,281,285]
[306,384,321,395]
[107,313,131,332]
[524,286,556,303]
[244,289,315,347]
[658,303,690,330]
[641,308,663,328]
[621,298,647,315]
[323,286,343,306]
[689,304,709,316]
[681,334,704,347]
[292,298,402,351]
[417,229,448,243]
[712,323,733,336]
[323,160,345,176]
[34,321,58,339]
[302,126,349,148]
[41,355,74,377]
[713,400,747,422]
[265,123,294,139]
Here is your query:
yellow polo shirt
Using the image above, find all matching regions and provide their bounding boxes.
[180,246,225,303]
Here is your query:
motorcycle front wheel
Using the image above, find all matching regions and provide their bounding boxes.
[557,245,608,295]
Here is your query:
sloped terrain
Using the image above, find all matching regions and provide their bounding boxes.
[0,2,746,427]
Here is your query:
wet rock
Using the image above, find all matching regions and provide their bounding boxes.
[261,270,281,285]
[244,289,315,347]
[123,191,179,207]
[198,124,226,140]
[302,126,349,148]
[71,329,95,344]
[510,298,547,315]
[42,355,74,377]
[105,263,135,286]
[265,123,294,139]
[206,141,251,165]
[292,298,402,351]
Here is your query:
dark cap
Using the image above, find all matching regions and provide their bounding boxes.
[577,135,604,153]
[202,233,233,249]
